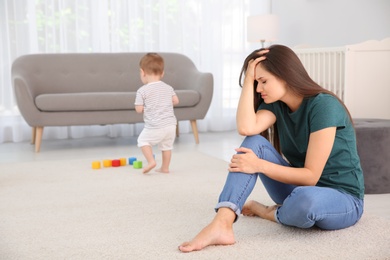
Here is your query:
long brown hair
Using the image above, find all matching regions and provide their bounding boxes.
[239,44,352,153]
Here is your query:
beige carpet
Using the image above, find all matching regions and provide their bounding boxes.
[0,151,389,260]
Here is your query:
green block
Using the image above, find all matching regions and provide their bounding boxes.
[133,161,143,169]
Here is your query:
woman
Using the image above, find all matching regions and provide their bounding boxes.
[178,45,364,253]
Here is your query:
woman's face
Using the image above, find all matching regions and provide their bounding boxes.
[254,64,287,104]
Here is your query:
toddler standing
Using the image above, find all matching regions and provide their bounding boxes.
[135,53,179,173]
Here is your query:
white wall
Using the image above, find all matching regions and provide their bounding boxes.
[272,0,390,47]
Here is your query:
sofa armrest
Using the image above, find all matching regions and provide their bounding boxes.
[175,69,213,121]
[194,71,213,119]
[13,76,41,127]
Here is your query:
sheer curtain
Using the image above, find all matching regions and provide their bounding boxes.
[0,0,266,143]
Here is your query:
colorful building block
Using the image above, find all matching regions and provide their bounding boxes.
[120,158,127,166]
[92,161,101,169]
[133,161,143,169]
[112,159,121,167]
[103,159,112,167]
[128,157,137,165]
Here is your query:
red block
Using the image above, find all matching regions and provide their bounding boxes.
[112,159,121,167]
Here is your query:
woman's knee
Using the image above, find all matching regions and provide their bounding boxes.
[286,187,325,213]
[278,187,362,230]
[241,135,269,148]
[240,135,274,157]
[276,187,319,227]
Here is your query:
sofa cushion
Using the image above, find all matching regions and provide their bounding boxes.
[35,90,200,112]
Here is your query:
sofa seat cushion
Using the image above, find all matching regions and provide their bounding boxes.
[35,90,200,112]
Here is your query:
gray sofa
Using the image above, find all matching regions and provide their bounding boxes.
[12,52,213,152]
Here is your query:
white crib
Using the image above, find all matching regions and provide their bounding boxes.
[294,38,390,120]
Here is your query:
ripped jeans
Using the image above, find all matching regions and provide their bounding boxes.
[215,135,364,230]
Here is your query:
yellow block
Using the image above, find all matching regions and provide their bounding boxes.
[92,161,101,169]
[120,158,127,166]
[103,160,112,167]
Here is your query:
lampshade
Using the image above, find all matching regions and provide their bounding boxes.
[247,14,279,44]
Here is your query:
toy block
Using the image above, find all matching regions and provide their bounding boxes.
[128,157,137,165]
[112,159,121,167]
[133,161,143,169]
[92,161,101,169]
[120,158,127,166]
[103,159,112,167]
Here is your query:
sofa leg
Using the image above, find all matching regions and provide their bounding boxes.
[31,127,36,144]
[35,126,44,153]
[190,120,199,144]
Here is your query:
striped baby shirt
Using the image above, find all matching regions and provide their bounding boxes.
[135,81,177,129]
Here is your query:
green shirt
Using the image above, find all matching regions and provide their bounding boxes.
[259,93,364,199]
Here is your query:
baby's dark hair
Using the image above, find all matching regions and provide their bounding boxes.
[139,53,164,75]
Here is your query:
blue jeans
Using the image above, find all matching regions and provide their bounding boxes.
[215,135,364,230]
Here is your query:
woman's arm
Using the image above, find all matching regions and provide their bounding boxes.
[229,127,336,186]
[236,55,275,136]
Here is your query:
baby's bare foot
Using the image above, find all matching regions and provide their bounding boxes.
[143,162,156,174]
[156,168,169,173]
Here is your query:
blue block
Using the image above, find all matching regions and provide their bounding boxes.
[128,157,137,165]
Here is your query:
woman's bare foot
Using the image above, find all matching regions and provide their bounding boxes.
[178,208,236,253]
[242,200,278,222]
[143,161,156,174]
[156,168,169,173]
